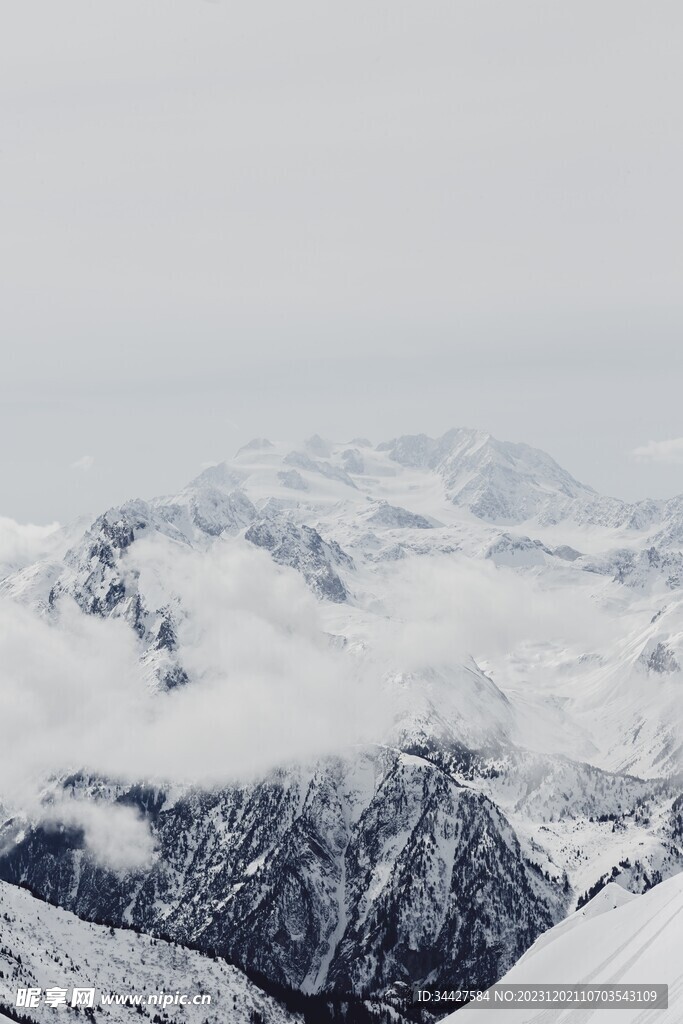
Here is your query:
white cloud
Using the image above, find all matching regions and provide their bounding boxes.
[0,516,61,570]
[71,455,95,472]
[0,535,626,870]
[371,553,615,671]
[42,802,157,874]
[0,539,617,804]
[0,539,388,868]
[632,438,683,464]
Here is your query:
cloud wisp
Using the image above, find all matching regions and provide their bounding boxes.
[71,455,95,472]
[0,516,61,571]
[632,438,683,465]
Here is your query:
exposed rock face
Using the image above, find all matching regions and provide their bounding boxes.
[365,501,434,530]
[278,469,309,491]
[378,428,592,523]
[0,748,563,998]
[3,743,679,1004]
[485,533,551,566]
[46,503,189,690]
[245,519,352,603]
[340,449,365,475]
[0,877,301,1024]
[640,641,680,674]
[582,546,683,591]
[3,426,683,1017]
[43,487,260,689]
[185,486,256,537]
[284,450,357,489]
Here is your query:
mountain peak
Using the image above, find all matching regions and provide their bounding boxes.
[236,437,275,455]
[378,428,594,523]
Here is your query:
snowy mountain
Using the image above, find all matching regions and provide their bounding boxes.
[452,872,683,1023]
[0,877,298,1023]
[0,752,565,1002]
[378,428,595,523]
[1,427,682,1019]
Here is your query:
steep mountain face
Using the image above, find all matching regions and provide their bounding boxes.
[580,544,683,591]
[1,747,680,1007]
[0,877,299,1024]
[45,502,191,690]
[440,747,683,904]
[363,502,435,531]
[0,750,564,1000]
[3,483,350,688]
[377,429,594,523]
[323,760,557,996]
[376,428,683,532]
[2,427,683,1018]
[244,519,352,603]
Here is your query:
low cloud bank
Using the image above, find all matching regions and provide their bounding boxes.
[0,540,387,867]
[0,516,61,571]
[0,537,625,869]
[372,553,616,671]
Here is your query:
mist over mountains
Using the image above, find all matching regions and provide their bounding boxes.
[1,427,682,1022]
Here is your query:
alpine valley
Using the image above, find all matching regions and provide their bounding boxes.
[1,428,682,1023]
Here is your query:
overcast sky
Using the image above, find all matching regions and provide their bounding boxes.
[2,0,682,522]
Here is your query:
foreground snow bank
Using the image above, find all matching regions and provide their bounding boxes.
[451,873,683,1023]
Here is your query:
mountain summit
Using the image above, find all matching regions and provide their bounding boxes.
[1,426,682,1019]
[378,428,594,522]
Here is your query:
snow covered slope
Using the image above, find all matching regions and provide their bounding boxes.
[452,872,683,1023]
[378,428,595,523]
[3,429,682,774]
[1,427,683,1010]
[0,879,298,1023]
[0,752,565,1003]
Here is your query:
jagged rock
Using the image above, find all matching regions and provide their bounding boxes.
[0,750,563,997]
[485,533,552,566]
[278,469,309,491]
[365,501,434,530]
[283,451,357,489]
[640,641,680,675]
[554,544,582,561]
[340,449,365,475]
[245,518,352,602]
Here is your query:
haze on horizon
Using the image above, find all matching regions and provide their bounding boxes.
[1,0,682,524]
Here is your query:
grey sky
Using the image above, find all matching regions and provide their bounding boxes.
[2,0,682,522]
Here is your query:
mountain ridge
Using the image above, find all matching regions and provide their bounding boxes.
[1,426,682,1016]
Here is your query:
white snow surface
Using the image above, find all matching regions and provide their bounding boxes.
[2,427,683,1011]
[0,879,298,1023]
[186,430,683,779]
[452,872,683,1023]
[1,431,682,858]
